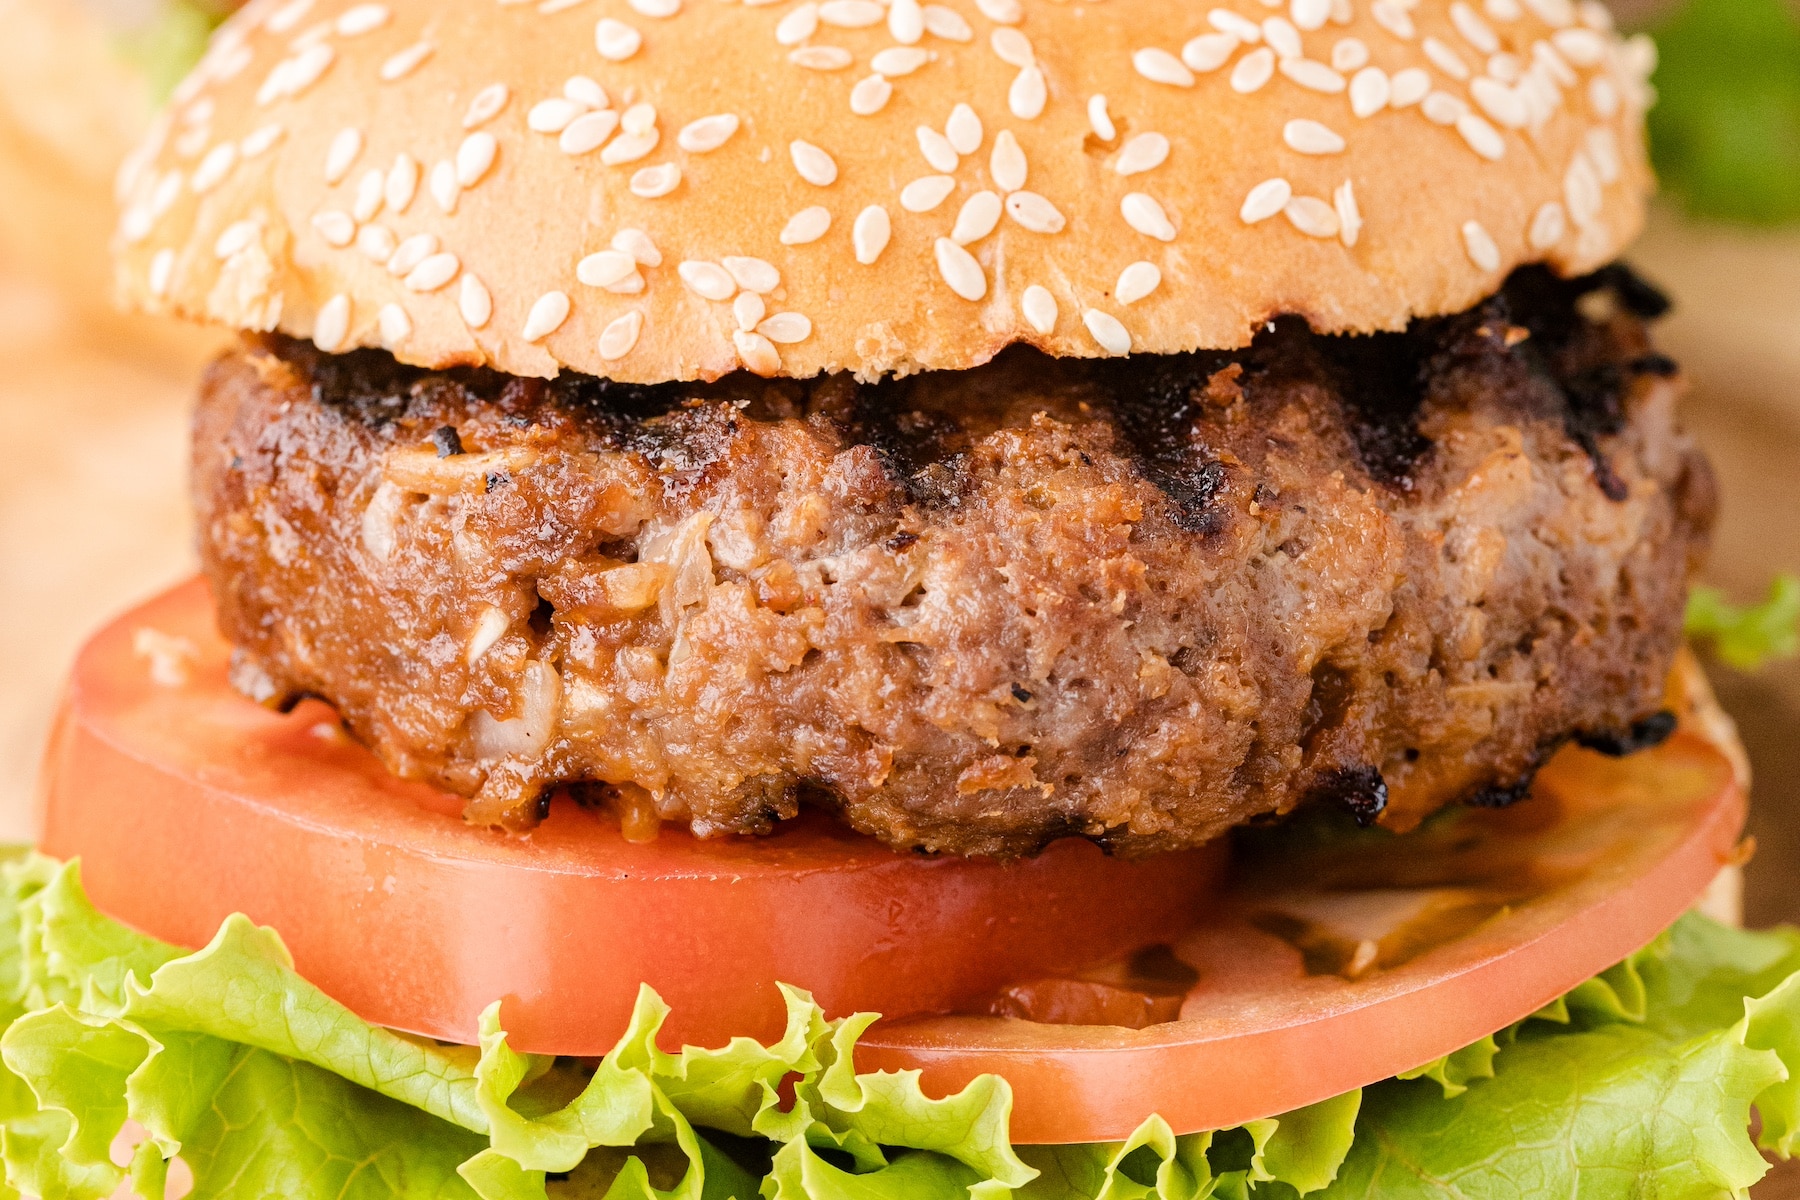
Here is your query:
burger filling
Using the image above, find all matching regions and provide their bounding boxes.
[194,265,1714,854]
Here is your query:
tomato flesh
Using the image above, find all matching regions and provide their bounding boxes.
[39,579,1224,1055]
[37,581,1744,1144]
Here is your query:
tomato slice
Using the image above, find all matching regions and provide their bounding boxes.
[858,718,1745,1141]
[37,581,1745,1145]
[38,579,1225,1056]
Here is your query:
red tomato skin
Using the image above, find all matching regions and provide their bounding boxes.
[39,579,1225,1055]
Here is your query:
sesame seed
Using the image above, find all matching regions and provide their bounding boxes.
[456,133,498,187]
[678,114,740,153]
[976,0,1022,21]
[1622,32,1656,79]
[1285,195,1340,237]
[1232,48,1276,92]
[264,0,314,34]
[853,205,891,262]
[1240,178,1292,222]
[1113,132,1170,177]
[1293,0,1331,29]
[946,104,984,156]
[934,237,987,301]
[530,98,584,133]
[917,126,959,172]
[1084,310,1130,355]
[1532,39,1576,86]
[1116,261,1161,304]
[388,233,438,276]
[1285,119,1346,154]
[1182,33,1237,71]
[1579,0,1613,29]
[460,274,493,328]
[1462,219,1501,271]
[309,295,351,352]
[430,160,460,212]
[214,219,259,258]
[922,4,972,40]
[1350,66,1390,115]
[353,169,385,221]
[991,27,1033,68]
[781,206,832,244]
[851,74,895,115]
[273,43,337,101]
[758,311,813,343]
[1450,3,1498,53]
[357,224,397,260]
[1589,75,1619,118]
[1487,0,1523,18]
[1332,37,1369,71]
[952,190,1003,244]
[604,269,646,294]
[563,111,621,155]
[1009,66,1047,119]
[1021,285,1057,333]
[191,142,237,194]
[1133,48,1196,87]
[630,163,681,197]
[566,76,609,108]
[621,102,658,137]
[1526,0,1576,27]
[521,292,572,342]
[1088,95,1116,140]
[311,209,357,246]
[1422,91,1468,124]
[1121,192,1176,241]
[1263,16,1302,58]
[789,140,838,186]
[612,229,660,266]
[379,42,431,82]
[1006,190,1065,232]
[776,2,821,43]
[1471,77,1528,130]
[629,0,679,16]
[1282,58,1347,91]
[901,174,958,212]
[1369,0,1415,38]
[151,172,183,216]
[990,131,1027,191]
[386,154,419,212]
[723,256,781,293]
[871,47,929,75]
[597,311,644,360]
[1490,50,1522,79]
[1390,67,1431,105]
[325,128,363,185]
[1564,151,1602,225]
[1587,126,1621,184]
[579,250,639,288]
[733,293,767,331]
[1456,112,1506,159]
[241,124,285,157]
[148,248,175,297]
[378,303,411,347]
[464,83,511,129]
[1528,201,1566,249]
[406,253,460,293]
[890,0,924,43]
[1331,0,1354,26]
[820,0,883,25]
[1334,179,1362,245]
[790,45,853,70]
[679,261,736,300]
[1550,27,1604,65]
[120,207,153,244]
[1215,12,1263,45]
[733,330,782,377]
[336,4,389,35]
[595,18,643,59]
[1424,38,1471,80]
[602,131,660,166]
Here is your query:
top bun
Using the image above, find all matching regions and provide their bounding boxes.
[113,0,1655,382]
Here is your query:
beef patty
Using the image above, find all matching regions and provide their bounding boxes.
[194,266,1715,856]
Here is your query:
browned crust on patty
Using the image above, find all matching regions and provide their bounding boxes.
[194,266,1715,856]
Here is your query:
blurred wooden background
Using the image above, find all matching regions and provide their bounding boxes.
[0,0,1796,1186]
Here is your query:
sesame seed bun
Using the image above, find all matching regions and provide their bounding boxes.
[113,0,1655,382]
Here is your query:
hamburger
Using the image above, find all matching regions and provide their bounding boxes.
[10,0,1799,1196]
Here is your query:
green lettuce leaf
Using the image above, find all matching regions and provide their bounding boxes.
[1686,574,1800,671]
[0,851,1795,1200]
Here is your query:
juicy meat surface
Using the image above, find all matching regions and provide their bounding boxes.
[194,266,1716,856]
